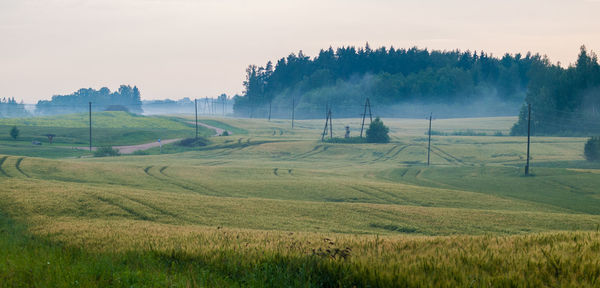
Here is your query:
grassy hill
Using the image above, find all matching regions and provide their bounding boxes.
[1,116,600,286]
[0,112,213,157]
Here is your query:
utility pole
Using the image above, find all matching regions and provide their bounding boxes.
[328,108,333,139]
[268,100,272,121]
[367,98,372,122]
[195,98,199,142]
[89,102,92,151]
[360,98,373,138]
[321,107,329,141]
[525,103,531,175]
[292,94,296,129]
[222,97,226,116]
[427,113,432,166]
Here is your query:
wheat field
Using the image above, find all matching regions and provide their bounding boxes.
[1,116,600,286]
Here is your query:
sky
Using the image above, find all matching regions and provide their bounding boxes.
[1,0,599,103]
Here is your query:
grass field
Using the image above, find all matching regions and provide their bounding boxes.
[1,115,600,286]
[0,112,213,157]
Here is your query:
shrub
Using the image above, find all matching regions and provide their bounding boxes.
[132,150,149,156]
[584,137,600,162]
[177,137,209,147]
[221,131,229,136]
[366,117,390,143]
[325,137,367,144]
[10,126,19,140]
[94,146,120,157]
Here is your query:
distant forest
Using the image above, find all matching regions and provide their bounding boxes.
[236,44,600,135]
[511,46,600,136]
[36,85,143,115]
[234,44,542,119]
[0,97,29,118]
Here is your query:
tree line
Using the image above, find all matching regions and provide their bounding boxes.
[234,44,543,119]
[511,46,600,136]
[35,85,143,115]
[0,97,29,118]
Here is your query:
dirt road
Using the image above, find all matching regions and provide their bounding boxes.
[189,121,230,136]
[75,138,182,154]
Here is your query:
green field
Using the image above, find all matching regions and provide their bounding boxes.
[0,112,213,157]
[1,115,600,286]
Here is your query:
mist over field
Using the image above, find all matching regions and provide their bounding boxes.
[262,74,523,119]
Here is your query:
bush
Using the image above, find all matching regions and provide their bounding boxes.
[584,137,600,162]
[366,117,390,143]
[221,131,229,136]
[177,137,209,147]
[325,137,367,144]
[132,150,149,156]
[94,146,120,157]
[10,126,19,140]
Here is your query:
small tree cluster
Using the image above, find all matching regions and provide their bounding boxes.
[366,117,390,143]
[584,137,600,162]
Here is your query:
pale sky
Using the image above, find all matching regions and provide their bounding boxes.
[1,0,599,103]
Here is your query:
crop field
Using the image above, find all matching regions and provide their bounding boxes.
[1,115,600,286]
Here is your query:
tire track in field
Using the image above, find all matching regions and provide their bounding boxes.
[159,166,219,193]
[429,146,466,165]
[98,189,185,222]
[94,195,152,221]
[364,185,427,207]
[374,144,416,163]
[372,145,401,162]
[143,166,221,195]
[386,144,418,161]
[0,156,9,177]
[292,145,328,160]
[143,165,153,176]
[207,139,275,157]
[415,169,424,179]
[14,158,30,178]
[347,185,395,204]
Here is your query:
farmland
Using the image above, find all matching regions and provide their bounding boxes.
[0,112,212,157]
[1,115,600,286]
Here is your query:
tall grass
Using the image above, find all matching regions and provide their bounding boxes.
[2,212,600,287]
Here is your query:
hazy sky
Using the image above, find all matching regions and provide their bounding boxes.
[1,0,599,103]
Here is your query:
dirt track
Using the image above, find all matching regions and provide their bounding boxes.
[75,138,182,154]
[189,121,230,136]
[74,122,227,154]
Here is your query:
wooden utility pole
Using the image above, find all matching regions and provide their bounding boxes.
[525,103,531,175]
[367,98,372,122]
[360,98,373,138]
[195,98,199,142]
[321,108,329,141]
[328,109,333,139]
[427,113,432,166]
[291,95,295,129]
[89,102,92,151]
[268,100,272,121]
